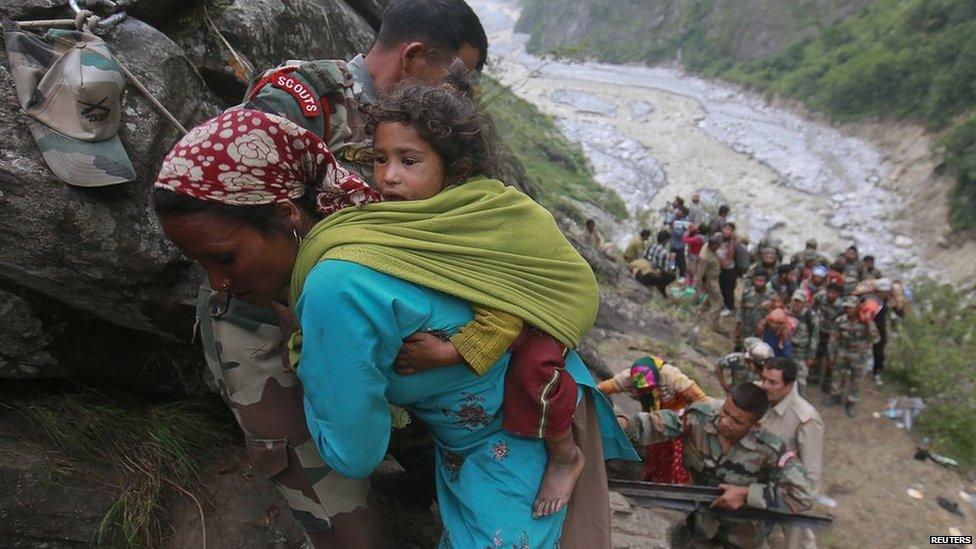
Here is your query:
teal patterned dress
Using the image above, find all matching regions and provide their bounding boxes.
[295,260,636,548]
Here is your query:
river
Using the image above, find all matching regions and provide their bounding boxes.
[469,0,924,275]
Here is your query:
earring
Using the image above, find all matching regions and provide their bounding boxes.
[292,228,301,245]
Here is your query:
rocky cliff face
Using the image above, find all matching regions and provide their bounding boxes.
[0,0,390,386]
[516,0,873,67]
[0,0,551,391]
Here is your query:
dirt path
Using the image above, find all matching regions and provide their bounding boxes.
[808,383,976,548]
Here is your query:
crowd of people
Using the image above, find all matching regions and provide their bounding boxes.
[595,194,916,548]
[135,0,916,546]
[618,195,911,417]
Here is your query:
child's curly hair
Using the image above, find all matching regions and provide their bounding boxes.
[366,60,495,182]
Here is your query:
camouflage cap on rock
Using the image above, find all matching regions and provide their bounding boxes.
[3,20,135,186]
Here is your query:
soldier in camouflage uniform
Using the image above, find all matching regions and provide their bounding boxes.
[624,383,814,548]
[715,337,775,393]
[838,246,863,294]
[787,290,820,394]
[736,268,771,347]
[193,2,489,545]
[827,296,880,417]
[810,284,844,389]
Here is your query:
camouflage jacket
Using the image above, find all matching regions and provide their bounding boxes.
[738,285,770,338]
[241,54,376,183]
[829,314,880,360]
[791,307,820,362]
[717,352,761,388]
[630,402,813,544]
[812,291,844,337]
[840,258,863,290]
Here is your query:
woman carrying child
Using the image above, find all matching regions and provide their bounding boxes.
[152,65,635,547]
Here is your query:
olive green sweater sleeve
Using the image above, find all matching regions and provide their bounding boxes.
[450,306,524,376]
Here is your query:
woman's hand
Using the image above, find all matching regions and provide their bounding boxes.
[395,332,463,375]
[270,301,299,372]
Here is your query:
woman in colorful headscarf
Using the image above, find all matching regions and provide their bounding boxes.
[152,108,635,548]
[598,356,708,484]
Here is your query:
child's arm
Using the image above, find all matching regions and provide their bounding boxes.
[395,306,523,376]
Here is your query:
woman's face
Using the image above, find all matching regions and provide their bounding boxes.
[160,212,298,307]
[373,122,447,201]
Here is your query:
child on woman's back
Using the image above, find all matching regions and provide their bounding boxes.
[368,63,589,518]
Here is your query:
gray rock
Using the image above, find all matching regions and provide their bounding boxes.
[894,235,913,248]
[0,289,61,378]
[162,0,377,104]
[0,16,220,341]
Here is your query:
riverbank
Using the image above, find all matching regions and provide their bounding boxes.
[469,0,975,287]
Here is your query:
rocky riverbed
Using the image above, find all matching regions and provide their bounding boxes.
[470,0,971,283]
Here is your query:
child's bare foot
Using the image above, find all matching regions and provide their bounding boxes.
[532,443,585,518]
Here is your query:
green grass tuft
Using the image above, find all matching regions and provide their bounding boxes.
[2,385,234,547]
[480,77,629,221]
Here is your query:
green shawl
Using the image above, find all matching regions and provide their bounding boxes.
[288,177,599,351]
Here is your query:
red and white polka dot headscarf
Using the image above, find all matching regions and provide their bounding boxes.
[154,109,380,216]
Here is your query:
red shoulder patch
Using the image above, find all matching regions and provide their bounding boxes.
[778,450,796,468]
[270,70,321,119]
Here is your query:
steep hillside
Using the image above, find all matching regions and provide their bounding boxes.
[516,0,872,70]
[726,0,976,230]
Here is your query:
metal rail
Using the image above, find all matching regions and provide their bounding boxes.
[608,478,834,531]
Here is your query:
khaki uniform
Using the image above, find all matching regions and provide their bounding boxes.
[861,267,883,281]
[696,247,723,314]
[761,386,824,549]
[828,314,881,403]
[623,235,646,263]
[630,402,814,548]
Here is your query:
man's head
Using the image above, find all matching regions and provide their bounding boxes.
[760,248,777,266]
[789,289,807,314]
[718,204,730,217]
[826,284,842,302]
[708,232,723,249]
[777,263,795,282]
[811,265,827,285]
[722,222,736,238]
[864,255,875,269]
[675,206,688,220]
[367,0,488,91]
[805,238,817,250]
[657,229,670,244]
[640,228,652,240]
[692,192,701,204]
[586,218,596,232]
[719,383,769,440]
[745,338,774,368]
[844,245,858,262]
[752,269,769,289]
[842,295,860,318]
[761,357,796,405]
